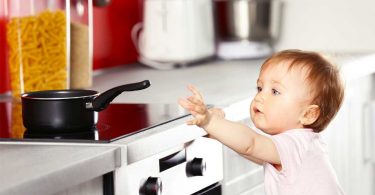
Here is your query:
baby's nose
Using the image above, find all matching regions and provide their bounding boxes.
[254,93,264,103]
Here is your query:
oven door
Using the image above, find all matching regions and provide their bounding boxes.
[115,137,223,195]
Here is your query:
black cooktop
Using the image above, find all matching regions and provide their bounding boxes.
[0,102,189,143]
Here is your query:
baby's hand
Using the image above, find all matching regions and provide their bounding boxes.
[178,85,211,128]
[208,108,225,119]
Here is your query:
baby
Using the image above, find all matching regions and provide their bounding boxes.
[179,50,345,195]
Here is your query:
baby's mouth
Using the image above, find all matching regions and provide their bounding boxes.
[253,106,263,114]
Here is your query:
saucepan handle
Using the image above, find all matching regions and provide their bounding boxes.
[92,80,151,111]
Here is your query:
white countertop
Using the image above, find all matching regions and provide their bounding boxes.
[91,59,264,106]
[0,143,121,195]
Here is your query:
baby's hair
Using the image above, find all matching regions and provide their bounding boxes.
[261,49,344,132]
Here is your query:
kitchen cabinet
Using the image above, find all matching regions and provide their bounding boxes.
[222,146,264,195]
[322,73,375,195]
[53,177,102,195]
[222,99,265,195]
[241,184,264,195]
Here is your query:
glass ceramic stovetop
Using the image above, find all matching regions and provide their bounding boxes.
[0,102,189,143]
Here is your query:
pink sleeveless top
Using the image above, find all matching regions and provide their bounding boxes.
[263,129,345,195]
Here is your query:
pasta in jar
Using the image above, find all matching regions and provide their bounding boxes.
[10,102,25,138]
[7,10,67,98]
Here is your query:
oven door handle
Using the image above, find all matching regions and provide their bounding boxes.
[191,182,222,195]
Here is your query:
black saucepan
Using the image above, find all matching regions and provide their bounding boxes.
[21,80,150,133]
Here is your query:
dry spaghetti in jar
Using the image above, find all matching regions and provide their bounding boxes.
[6,10,68,98]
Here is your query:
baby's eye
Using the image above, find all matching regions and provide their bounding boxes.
[272,89,280,95]
[257,86,262,92]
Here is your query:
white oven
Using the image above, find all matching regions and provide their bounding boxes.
[113,131,223,195]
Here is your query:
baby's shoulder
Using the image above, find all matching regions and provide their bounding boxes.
[273,129,319,153]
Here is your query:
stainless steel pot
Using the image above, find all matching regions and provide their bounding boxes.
[214,0,282,42]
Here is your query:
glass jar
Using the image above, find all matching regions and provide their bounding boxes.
[69,0,93,89]
[6,0,92,98]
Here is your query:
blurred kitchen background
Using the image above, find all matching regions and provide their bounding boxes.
[0,0,375,195]
[1,0,375,95]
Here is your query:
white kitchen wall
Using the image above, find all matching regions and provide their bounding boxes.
[274,0,375,52]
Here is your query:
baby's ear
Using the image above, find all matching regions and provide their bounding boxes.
[300,105,320,126]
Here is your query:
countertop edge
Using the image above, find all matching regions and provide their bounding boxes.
[0,144,122,195]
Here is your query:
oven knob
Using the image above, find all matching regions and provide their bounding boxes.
[186,158,206,176]
[140,177,162,195]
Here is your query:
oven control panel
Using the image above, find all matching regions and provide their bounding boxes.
[139,158,207,195]
[116,137,223,195]
[186,158,206,177]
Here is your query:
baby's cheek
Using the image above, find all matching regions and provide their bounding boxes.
[249,108,255,119]
[264,111,280,126]
[249,102,255,114]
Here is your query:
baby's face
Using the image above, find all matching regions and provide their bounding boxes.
[250,62,313,135]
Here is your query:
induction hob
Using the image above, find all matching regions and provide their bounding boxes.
[0,102,189,143]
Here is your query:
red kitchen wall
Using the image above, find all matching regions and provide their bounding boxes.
[0,1,9,93]
[93,0,143,70]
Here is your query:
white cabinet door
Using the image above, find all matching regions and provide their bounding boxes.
[241,183,265,195]
[222,99,265,195]
[321,101,351,192]
[222,147,264,195]
[322,74,374,195]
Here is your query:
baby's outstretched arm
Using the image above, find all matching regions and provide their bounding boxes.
[179,85,280,165]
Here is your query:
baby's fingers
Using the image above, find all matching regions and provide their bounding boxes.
[187,116,206,126]
[187,118,199,126]
[188,85,204,102]
[190,104,207,115]
[178,98,193,110]
[179,97,206,115]
[188,96,204,106]
[186,119,195,125]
